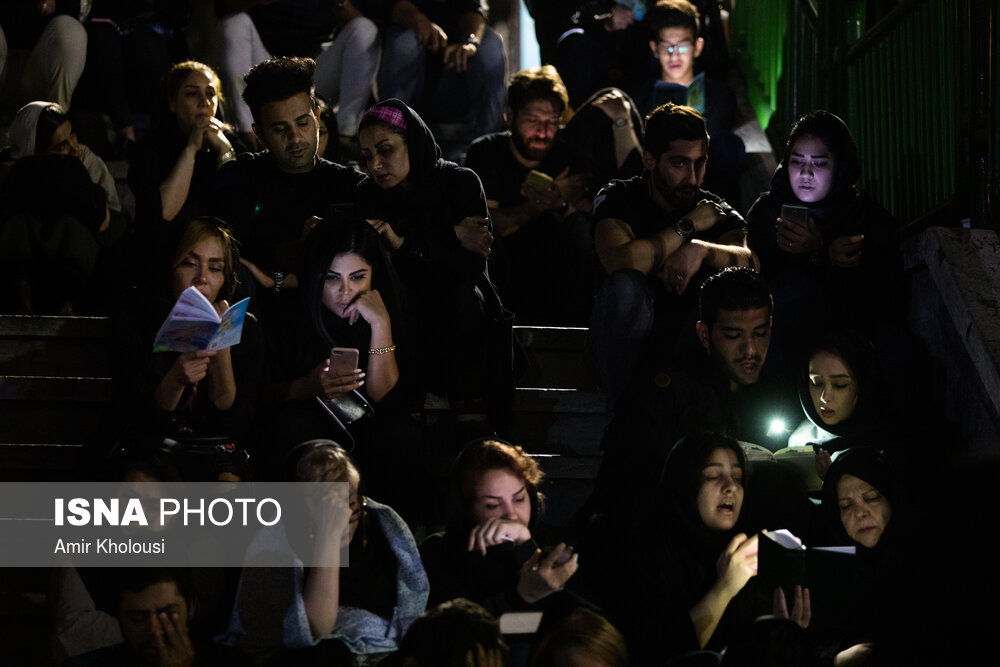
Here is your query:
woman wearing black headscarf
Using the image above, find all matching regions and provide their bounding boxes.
[587,432,776,662]
[747,111,902,369]
[357,100,511,421]
[820,448,906,659]
[787,329,899,481]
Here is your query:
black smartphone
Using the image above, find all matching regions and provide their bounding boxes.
[781,204,810,227]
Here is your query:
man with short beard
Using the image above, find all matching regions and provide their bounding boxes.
[589,267,799,516]
[588,102,754,407]
[465,66,642,325]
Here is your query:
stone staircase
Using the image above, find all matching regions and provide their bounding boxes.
[0,316,114,479]
[0,318,607,517]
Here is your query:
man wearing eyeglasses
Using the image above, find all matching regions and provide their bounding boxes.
[639,0,744,206]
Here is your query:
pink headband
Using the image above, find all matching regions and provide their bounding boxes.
[362,105,406,131]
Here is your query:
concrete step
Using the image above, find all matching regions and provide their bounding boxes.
[510,388,607,457]
[514,326,595,390]
[0,315,112,377]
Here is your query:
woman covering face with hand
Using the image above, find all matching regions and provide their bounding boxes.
[225,440,428,661]
[420,439,580,617]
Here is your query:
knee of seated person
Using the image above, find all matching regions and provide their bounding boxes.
[595,269,653,319]
[601,268,648,300]
[341,15,379,44]
[45,14,86,41]
[383,24,421,56]
[475,28,505,69]
[216,11,255,38]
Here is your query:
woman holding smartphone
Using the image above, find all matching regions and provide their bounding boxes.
[420,438,580,616]
[263,218,407,477]
[746,111,901,370]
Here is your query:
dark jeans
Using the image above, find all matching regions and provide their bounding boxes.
[586,269,655,409]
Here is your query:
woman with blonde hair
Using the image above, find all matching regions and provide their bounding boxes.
[225,439,428,664]
[128,60,238,227]
[113,216,263,446]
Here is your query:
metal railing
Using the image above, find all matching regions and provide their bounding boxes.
[730,0,994,227]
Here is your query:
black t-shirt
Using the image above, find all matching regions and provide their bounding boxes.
[593,175,745,263]
[592,175,747,352]
[211,153,365,275]
[465,131,580,209]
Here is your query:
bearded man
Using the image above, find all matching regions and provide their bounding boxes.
[588,102,756,407]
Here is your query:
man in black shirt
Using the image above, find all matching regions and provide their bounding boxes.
[466,66,642,324]
[589,102,755,405]
[592,267,799,512]
[212,57,364,316]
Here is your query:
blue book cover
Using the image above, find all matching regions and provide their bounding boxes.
[153,287,250,352]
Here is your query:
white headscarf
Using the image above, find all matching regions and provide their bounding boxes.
[9,101,64,161]
[7,100,123,212]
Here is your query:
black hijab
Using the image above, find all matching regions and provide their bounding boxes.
[359,99,458,210]
[768,110,864,226]
[820,448,901,548]
[797,329,886,442]
[656,432,751,564]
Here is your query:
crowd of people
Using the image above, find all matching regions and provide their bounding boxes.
[0,1,978,666]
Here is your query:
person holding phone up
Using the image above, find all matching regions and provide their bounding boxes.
[747,111,902,372]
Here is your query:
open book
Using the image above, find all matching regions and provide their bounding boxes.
[153,287,250,353]
[756,529,856,629]
[652,71,707,114]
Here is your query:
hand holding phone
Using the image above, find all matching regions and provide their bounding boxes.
[330,347,359,374]
[781,204,810,227]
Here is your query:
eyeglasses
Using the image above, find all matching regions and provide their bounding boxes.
[656,41,693,56]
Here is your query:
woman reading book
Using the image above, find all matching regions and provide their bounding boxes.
[586,432,809,662]
[112,217,263,448]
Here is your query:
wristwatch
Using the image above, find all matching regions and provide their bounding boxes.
[674,217,695,241]
[272,271,285,293]
[614,117,631,128]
